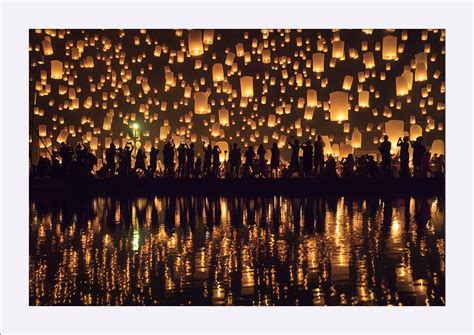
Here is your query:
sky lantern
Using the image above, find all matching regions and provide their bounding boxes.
[218,108,229,126]
[332,40,344,59]
[409,124,423,141]
[211,123,220,137]
[56,129,69,143]
[306,89,317,107]
[342,75,353,91]
[382,35,397,60]
[358,90,370,107]
[304,107,314,120]
[331,143,340,158]
[415,62,428,81]
[430,139,444,156]
[312,53,324,73]
[194,92,209,114]
[329,91,349,122]
[385,120,404,150]
[340,143,353,158]
[351,127,362,148]
[50,60,63,79]
[262,49,271,64]
[225,52,235,66]
[38,125,47,137]
[268,114,276,127]
[188,30,204,56]
[212,63,224,82]
[240,76,254,98]
[363,52,375,69]
[396,75,409,96]
[203,30,214,45]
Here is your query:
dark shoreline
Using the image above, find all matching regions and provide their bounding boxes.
[29,177,445,198]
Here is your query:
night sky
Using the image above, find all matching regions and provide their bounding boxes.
[29,29,445,161]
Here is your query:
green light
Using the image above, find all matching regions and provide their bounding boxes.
[133,123,139,130]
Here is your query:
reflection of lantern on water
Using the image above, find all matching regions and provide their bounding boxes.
[212,63,224,82]
[351,128,362,148]
[358,90,369,107]
[240,76,254,98]
[312,53,324,72]
[306,89,317,107]
[329,91,349,121]
[188,30,203,56]
[194,92,209,114]
[382,35,397,60]
[430,139,444,156]
[50,60,63,79]
[342,76,353,90]
[218,108,229,126]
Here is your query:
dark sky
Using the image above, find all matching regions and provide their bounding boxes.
[29,29,445,159]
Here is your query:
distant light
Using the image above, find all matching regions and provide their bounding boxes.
[133,123,139,130]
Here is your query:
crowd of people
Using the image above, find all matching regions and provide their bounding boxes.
[32,135,445,179]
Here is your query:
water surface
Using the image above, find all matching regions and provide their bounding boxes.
[30,195,445,306]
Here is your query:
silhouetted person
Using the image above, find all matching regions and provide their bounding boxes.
[257,144,266,178]
[37,155,52,177]
[324,155,337,178]
[194,157,202,178]
[355,154,368,177]
[212,145,221,178]
[379,135,392,177]
[314,135,325,177]
[270,142,280,178]
[412,136,426,178]
[301,140,313,177]
[432,154,444,178]
[397,136,410,178]
[59,142,73,177]
[85,147,97,176]
[367,155,378,178]
[134,148,146,173]
[341,154,355,178]
[244,146,256,177]
[177,142,187,178]
[229,143,241,178]
[289,136,301,176]
[51,150,61,177]
[105,143,116,178]
[163,139,175,178]
[203,143,212,177]
[421,151,431,177]
[149,145,159,176]
[123,142,133,176]
[186,142,195,178]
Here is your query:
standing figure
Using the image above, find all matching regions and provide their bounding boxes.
[288,136,301,176]
[244,146,256,177]
[301,140,313,177]
[186,142,195,178]
[397,136,410,177]
[270,142,280,178]
[203,143,212,177]
[134,148,146,173]
[257,144,266,178]
[229,143,241,178]
[313,135,325,177]
[149,145,159,177]
[212,145,221,178]
[177,142,187,178]
[412,136,426,178]
[379,135,392,177]
[105,143,116,178]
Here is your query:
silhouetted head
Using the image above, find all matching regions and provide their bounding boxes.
[306,140,311,146]
[190,143,194,148]
[384,135,389,141]
[317,135,322,141]
[272,142,278,148]
[403,136,409,142]
[232,143,238,149]
[207,144,211,150]
[248,146,254,151]
[110,143,115,149]
[258,144,264,150]
[294,139,299,144]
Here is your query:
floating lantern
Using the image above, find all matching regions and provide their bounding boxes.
[382,35,397,60]
[56,129,69,143]
[218,108,229,126]
[188,30,204,56]
[385,120,404,150]
[240,76,254,98]
[363,52,375,69]
[38,125,47,137]
[304,107,314,120]
[203,30,214,45]
[306,89,317,107]
[194,92,209,114]
[329,91,349,122]
[340,143,353,158]
[332,40,344,59]
[351,128,362,148]
[50,60,63,79]
[342,76,353,90]
[358,90,370,107]
[396,75,408,96]
[212,63,224,82]
[262,49,271,64]
[312,53,324,73]
[430,139,444,156]
[415,62,428,81]
[225,52,236,66]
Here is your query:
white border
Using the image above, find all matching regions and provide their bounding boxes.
[1,1,473,334]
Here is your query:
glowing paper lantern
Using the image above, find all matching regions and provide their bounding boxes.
[304,107,314,120]
[38,125,47,137]
[415,62,428,82]
[212,63,224,82]
[50,60,63,80]
[342,76,353,90]
[351,128,362,148]
[56,129,69,143]
[430,139,444,156]
[188,30,204,56]
[203,30,214,45]
[268,114,276,127]
[262,49,271,64]
[409,124,423,141]
[382,35,397,60]
[194,92,209,114]
[240,76,254,98]
[211,123,220,137]
[332,40,344,59]
[358,91,370,107]
[385,120,405,150]
[396,75,409,96]
[218,108,229,126]
[363,52,375,69]
[312,53,324,73]
[215,141,229,162]
[307,89,317,107]
[225,52,235,66]
[340,143,353,158]
[329,91,349,122]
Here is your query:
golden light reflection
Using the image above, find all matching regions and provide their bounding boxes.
[29,195,445,306]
